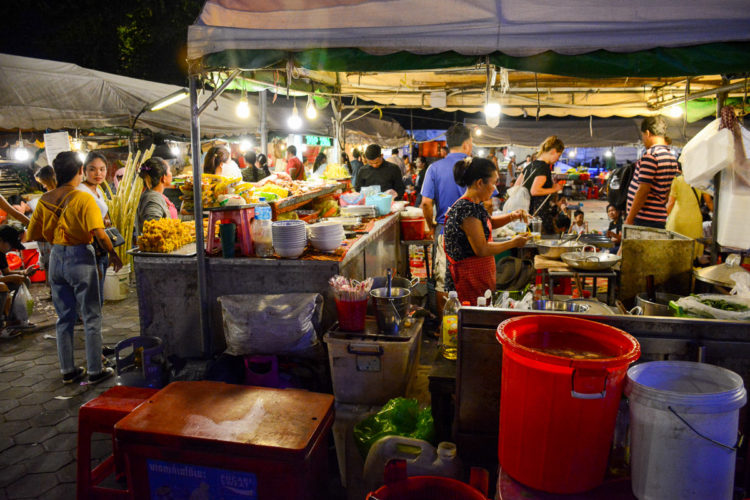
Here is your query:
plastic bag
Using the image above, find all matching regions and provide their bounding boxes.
[218,293,323,356]
[353,397,435,459]
[502,186,530,213]
[730,272,750,298]
[674,294,750,321]
[11,284,32,324]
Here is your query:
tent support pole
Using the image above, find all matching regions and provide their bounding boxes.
[189,75,211,358]
[259,89,268,155]
[710,77,730,265]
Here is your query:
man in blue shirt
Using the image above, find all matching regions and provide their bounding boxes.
[420,123,472,308]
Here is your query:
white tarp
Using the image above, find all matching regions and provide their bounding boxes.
[188,0,750,60]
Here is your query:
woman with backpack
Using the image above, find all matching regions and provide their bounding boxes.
[514,136,565,234]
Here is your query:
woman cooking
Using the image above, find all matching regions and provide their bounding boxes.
[444,157,529,304]
[515,136,565,234]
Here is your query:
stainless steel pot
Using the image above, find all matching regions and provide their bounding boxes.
[536,240,585,259]
[532,300,590,313]
[635,292,681,317]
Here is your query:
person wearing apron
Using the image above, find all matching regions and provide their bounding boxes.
[443,157,529,304]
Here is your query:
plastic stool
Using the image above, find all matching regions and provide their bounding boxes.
[205,206,255,256]
[77,386,158,500]
[115,336,166,389]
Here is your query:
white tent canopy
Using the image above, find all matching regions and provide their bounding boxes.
[188,0,750,59]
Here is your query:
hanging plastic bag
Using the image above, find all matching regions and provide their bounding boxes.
[11,284,33,324]
[502,185,530,213]
[353,397,435,459]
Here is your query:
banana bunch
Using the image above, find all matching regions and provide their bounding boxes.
[323,163,350,180]
[137,218,195,253]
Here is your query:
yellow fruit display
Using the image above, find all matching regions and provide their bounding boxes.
[137,218,195,253]
[323,163,350,179]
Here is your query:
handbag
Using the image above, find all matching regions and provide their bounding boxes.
[93,227,125,257]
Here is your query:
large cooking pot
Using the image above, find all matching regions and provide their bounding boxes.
[561,246,621,271]
[532,300,590,313]
[635,292,681,317]
[536,239,585,259]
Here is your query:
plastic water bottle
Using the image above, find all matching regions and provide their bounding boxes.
[252,198,274,257]
[441,291,460,360]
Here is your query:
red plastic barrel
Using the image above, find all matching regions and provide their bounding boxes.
[400,218,426,240]
[496,315,640,494]
[367,459,489,500]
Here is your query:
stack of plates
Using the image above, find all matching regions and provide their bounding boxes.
[308,221,345,252]
[341,205,377,218]
[271,220,307,258]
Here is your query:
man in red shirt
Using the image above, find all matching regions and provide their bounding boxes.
[285,145,306,181]
[625,116,679,229]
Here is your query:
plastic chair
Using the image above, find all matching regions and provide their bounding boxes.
[76,386,158,499]
[114,336,166,389]
[205,206,255,256]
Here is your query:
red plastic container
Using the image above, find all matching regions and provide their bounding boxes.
[368,459,489,500]
[335,297,368,331]
[495,315,640,494]
[400,218,426,241]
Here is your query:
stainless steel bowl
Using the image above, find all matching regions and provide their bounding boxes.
[536,240,585,259]
[561,250,621,271]
[635,292,681,316]
[532,300,590,313]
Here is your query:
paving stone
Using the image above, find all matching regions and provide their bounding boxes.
[0,422,29,440]
[24,451,72,474]
[30,356,57,366]
[0,436,12,455]
[42,432,77,454]
[17,392,52,407]
[55,461,76,483]
[10,351,44,362]
[0,373,22,384]
[0,400,19,415]
[9,376,38,388]
[3,406,39,422]
[0,361,33,372]
[13,426,58,446]
[0,443,44,466]
[0,464,26,488]
[5,472,56,498]
[0,387,32,401]
[41,482,76,500]
[54,416,78,434]
[42,398,81,412]
[31,410,69,427]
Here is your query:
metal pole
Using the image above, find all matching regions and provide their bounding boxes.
[711,77,730,265]
[259,89,268,155]
[189,76,212,357]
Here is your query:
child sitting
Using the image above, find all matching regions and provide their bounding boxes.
[569,209,587,234]
[606,204,623,253]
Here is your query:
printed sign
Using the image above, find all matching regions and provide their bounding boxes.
[147,459,257,500]
[305,135,332,147]
[43,131,71,166]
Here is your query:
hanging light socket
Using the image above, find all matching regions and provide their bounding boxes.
[305,95,317,120]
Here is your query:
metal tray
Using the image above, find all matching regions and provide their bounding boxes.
[128,242,197,257]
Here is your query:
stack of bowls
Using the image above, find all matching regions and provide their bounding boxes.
[271,220,307,258]
[308,221,345,252]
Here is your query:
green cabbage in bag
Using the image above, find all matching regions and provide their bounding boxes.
[353,397,435,459]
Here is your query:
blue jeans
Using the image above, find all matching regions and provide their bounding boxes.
[49,244,103,376]
[96,253,109,305]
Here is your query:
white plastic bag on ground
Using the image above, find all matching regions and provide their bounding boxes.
[219,293,324,356]
[11,284,32,324]
[674,294,750,320]
[503,186,531,213]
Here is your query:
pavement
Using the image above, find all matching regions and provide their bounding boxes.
[0,282,140,499]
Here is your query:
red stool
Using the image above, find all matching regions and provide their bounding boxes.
[77,386,158,500]
[205,206,255,256]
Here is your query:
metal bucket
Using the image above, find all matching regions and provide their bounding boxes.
[368,277,419,315]
[636,292,681,317]
[370,287,411,334]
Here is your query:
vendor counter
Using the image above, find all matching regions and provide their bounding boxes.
[132,213,400,358]
[453,307,750,470]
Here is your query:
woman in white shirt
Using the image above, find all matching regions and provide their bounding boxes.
[77,152,112,304]
[203,146,242,179]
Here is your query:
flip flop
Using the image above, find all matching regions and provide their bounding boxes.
[0,329,22,340]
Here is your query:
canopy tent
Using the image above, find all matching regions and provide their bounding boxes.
[183,0,750,356]
[469,116,712,148]
[187,0,750,119]
[0,53,409,145]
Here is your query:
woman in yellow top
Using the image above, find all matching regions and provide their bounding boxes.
[666,174,712,258]
[27,152,123,385]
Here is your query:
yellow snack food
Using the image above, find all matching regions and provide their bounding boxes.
[137,218,195,253]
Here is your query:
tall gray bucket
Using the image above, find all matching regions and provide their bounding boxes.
[370,287,410,335]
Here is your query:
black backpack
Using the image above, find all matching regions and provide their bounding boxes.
[607,162,635,210]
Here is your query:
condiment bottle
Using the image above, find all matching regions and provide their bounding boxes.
[252,198,274,257]
[441,291,460,360]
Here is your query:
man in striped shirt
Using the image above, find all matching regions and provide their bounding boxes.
[625,116,680,229]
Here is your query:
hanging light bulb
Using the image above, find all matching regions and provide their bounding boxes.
[666,104,684,118]
[77,152,87,162]
[13,147,29,161]
[236,89,250,119]
[474,128,483,136]
[288,99,302,130]
[239,139,252,153]
[305,95,317,120]
[484,98,501,128]
[170,143,180,157]
[604,150,613,158]
[568,149,577,159]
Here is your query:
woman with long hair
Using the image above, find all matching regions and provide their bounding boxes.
[514,136,565,234]
[27,151,122,384]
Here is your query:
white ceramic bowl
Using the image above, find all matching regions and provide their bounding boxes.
[276,245,306,258]
[311,240,342,252]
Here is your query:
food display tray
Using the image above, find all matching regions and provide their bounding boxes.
[128,242,197,257]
